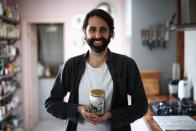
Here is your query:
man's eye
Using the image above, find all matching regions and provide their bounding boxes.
[89,28,96,32]
[100,28,108,33]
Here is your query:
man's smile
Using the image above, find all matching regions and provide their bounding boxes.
[93,40,103,46]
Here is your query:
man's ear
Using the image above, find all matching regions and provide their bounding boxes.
[83,29,87,40]
[110,31,115,38]
[83,29,86,34]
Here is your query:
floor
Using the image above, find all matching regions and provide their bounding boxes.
[32,119,65,131]
[32,117,150,131]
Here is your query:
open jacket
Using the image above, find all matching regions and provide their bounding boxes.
[45,49,148,131]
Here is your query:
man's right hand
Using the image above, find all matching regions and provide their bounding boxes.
[77,105,99,125]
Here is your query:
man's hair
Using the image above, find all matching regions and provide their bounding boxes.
[82,9,114,37]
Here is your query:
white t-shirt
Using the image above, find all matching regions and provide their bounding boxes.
[77,62,113,131]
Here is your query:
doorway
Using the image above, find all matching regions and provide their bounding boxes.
[36,23,64,119]
[21,21,66,131]
[33,23,65,131]
[37,24,64,78]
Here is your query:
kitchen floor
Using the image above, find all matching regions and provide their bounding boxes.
[32,119,65,131]
[32,117,149,131]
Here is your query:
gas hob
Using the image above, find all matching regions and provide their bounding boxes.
[150,99,196,116]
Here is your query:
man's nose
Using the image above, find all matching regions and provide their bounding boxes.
[95,31,102,38]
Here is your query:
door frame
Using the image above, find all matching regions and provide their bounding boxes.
[21,18,66,131]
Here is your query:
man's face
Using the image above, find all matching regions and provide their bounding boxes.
[84,16,111,53]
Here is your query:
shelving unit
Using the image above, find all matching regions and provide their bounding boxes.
[0,0,22,130]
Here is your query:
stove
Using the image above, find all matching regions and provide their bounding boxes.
[150,99,196,116]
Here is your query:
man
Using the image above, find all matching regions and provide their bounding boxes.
[45,9,148,131]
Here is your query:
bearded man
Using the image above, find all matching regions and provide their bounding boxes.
[45,9,148,131]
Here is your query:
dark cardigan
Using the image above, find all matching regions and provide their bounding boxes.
[45,49,148,131]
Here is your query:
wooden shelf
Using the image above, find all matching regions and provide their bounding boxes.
[0,15,20,25]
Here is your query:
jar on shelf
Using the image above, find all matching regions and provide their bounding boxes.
[0,3,3,16]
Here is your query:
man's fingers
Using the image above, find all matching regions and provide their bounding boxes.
[78,105,106,125]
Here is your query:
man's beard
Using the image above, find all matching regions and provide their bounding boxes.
[85,37,110,53]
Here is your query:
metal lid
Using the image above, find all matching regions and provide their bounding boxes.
[90,89,105,97]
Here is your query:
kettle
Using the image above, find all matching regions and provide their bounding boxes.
[178,80,191,100]
[168,80,179,96]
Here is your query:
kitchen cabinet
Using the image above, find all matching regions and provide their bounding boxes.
[0,0,22,130]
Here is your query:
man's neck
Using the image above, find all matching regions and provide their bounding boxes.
[87,49,108,68]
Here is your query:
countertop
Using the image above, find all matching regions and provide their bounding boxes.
[144,95,196,131]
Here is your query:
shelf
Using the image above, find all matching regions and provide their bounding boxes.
[0,73,21,81]
[0,79,21,101]
[170,23,196,31]
[0,112,11,121]
[0,1,22,130]
[0,54,18,61]
[0,102,21,121]
[0,74,17,80]
[0,89,16,101]
[0,15,20,25]
[0,37,19,41]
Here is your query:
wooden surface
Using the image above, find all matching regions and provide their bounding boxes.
[176,31,184,79]
[144,95,179,131]
[140,70,160,96]
[176,0,184,79]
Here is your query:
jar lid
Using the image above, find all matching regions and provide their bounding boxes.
[90,89,105,97]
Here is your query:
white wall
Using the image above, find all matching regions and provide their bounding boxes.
[17,0,130,60]
[184,30,196,101]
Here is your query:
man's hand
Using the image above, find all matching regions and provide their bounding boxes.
[77,105,98,124]
[92,112,112,125]
[77,105,112,125]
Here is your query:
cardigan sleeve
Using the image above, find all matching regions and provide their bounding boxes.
[111,59,148,129]
[45,61,78,122]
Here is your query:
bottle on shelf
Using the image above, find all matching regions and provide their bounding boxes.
[0,3,3,16]
[0,0,22,130]
[5,123,11,131]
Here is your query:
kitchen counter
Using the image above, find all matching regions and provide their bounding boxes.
[144,95,196,131]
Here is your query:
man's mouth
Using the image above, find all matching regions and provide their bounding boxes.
[93,40,103,46]
[86,37,110,53]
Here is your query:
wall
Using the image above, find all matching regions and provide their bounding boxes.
[184,30,196,101]
[38,78,56,120]
[17,0,129,60]
[131,0,177,93]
